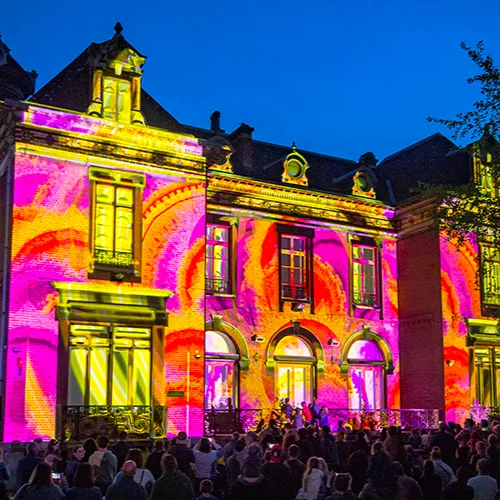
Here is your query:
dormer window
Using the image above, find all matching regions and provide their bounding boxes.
[103,77,132,124]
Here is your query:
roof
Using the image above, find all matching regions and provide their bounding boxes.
[376,133,472,204]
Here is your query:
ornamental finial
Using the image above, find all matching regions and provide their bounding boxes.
[114,22,124,36]
[292,141,297,151]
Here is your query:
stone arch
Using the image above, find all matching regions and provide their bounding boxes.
[266,323,326,374]
[340,326,394,375]
[205,315,250,370]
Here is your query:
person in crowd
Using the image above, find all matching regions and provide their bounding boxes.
[65,463,101,500]
[296,428,314,465]
[82,439,97,463]
[311,399,322,426]
[33,439,45,458]
[467,458,498,500]
[325,472,357,500]
[468,430,482,450]
[242,443,264,469]
[145,439,168,480]
[336,431,349,471]
[284,444,306,497]
[282,398,293,421]
[196,478,217,500]
[358,448,398,500]
[299,456,325,500]
[347,450,368,495]
[407,429,422,450]
[106,460,148,500]
[259,433,276,457]
[430,446,455,490]
[302,402,313,426]
[110,431,130,471]
[306,427,324,459]
[442,466,473,500]
[151,454,194,500]
[431,422,457,468]
[17,442,43,489]
[14,462,64,500]
[392,461,423,500]
[383,426,407,465]
[262,419,282,443]
[44,440,62,474]
[349,431,370,456]
[226,439,246,490]
[0,448,9,500]
[170,432,195,479]
[456,439,470,469]
[112,448,155,495]
[223,432,240,459]
[486,433,500,480]
[470,440,489,472]
[282,431,297,459]
[417,459,441,500]
[194,437,223,485]
[88,435,118,496]
[261,445,294,500]
[321,426,339,472]
[292,408,304,431]
[319,407,329,429]
[227,459,273,500]
[65,444,85,488]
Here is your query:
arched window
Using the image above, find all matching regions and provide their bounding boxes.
[205,330,239,409]
[275,335,315,406]
[347,339,385,410]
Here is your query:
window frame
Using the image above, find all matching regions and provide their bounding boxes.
[469,346,500,408]
[206,219,233,295]
[350,236,382,310]
[277,225,314,312]
[102,74,133,124]
[88,167,145,282]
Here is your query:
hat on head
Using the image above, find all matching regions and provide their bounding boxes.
[269,444,282,463]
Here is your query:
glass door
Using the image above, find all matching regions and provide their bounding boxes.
[277,363,312,406]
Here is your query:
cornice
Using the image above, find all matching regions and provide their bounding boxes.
[395,197,438,236]
[207,175,396,232]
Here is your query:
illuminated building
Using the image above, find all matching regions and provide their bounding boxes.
[0,26,494,442]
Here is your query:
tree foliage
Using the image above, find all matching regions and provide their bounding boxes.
[425,42,500,306]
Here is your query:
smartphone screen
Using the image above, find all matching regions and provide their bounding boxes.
[52,473,61,480]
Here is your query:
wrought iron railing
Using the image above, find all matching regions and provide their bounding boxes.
[204,407,439,435]
[326,408,440,430]
[282,285,308,300]
[206,277,232,294]
[204,408,282,436]
[60,405,167,442]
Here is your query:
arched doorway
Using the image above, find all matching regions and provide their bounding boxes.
[275,335,316,406]
[205,330,239,409]
[347,339,385,410]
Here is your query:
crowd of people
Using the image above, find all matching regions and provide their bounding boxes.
[2,418,500,499]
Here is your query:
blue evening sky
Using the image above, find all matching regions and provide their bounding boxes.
[2,0,500,161]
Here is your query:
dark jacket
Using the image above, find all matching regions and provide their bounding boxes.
[170,444,195,478]
[65,459,81,488]
[145,450,165,480]
[418,473,441,500]
[261,462,294,500]
[441,481,474,500]
[106,475,148,500]
[65,486,102,500]
[110,441,130,471]
[322,434,340,470]
[151,470,195,500]
[13,484,65,500]
[430,432,456,467]
[16,455,43,489]
[228,475,274,500]
[284,458,306,496]
[296,439,314,464]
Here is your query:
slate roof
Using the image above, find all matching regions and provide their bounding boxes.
[0,37,36,100]
[376,133,472,204]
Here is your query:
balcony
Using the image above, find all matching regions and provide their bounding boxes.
[206,277,231,294]
[59,405,167,442]
[281,285,308,301]
[204,407,439,436]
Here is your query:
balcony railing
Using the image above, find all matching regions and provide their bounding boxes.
[206,277,231,294]
[204,407,439,436]
[282,285,308,300]
[60,405,167,442]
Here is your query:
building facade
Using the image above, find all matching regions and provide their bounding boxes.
[0,28,496,442]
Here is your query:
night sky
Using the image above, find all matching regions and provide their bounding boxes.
[3,0,500,162]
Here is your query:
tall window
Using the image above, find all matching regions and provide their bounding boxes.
[103,77,132,124]
[481,245,500,306]
[90,168,144,277]
[280,235,310,300]
[68,324,151,407]
[470,347,500,407]
[477,154,499,197]
[352,244,379,307]
[206,224,231,294]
